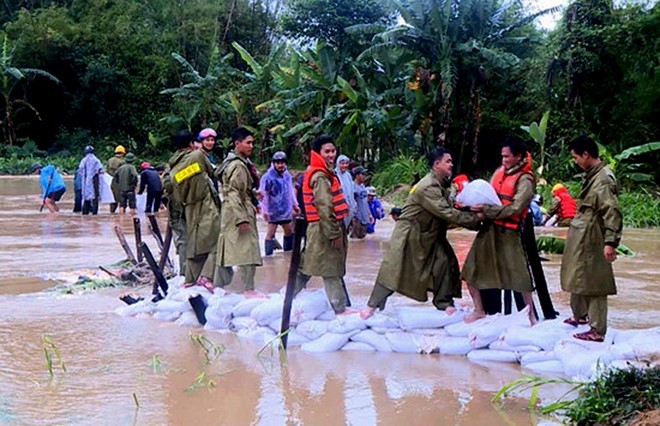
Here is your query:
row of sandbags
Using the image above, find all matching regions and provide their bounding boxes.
[115,278,659,380]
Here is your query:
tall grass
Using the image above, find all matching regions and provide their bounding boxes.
[371,154,428,194]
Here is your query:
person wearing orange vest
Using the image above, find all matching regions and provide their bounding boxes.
[293,134,357,315]
[360,147,483,319]
[545,183,576,226]
[462,137,537,325]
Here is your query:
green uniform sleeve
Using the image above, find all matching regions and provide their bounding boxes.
[483,174,534,220]
[598,179,623,247]
[224,160,251,226]
[547,196,560,216]
[417,184,481,229]
[311,173,343,240]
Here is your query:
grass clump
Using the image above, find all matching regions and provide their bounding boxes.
[371,154,427,194]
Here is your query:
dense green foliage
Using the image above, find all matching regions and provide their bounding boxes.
[0,0,658,216]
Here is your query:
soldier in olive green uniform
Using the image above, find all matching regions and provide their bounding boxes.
[162,167,188,278]
[362,148,482,319]
[113,152,139,214]
[214,127,262,296]
[294,135,356,315]
[561,135,622,342]
[462,138,536,325]
[107,145,126,213]
[167,130,221,287]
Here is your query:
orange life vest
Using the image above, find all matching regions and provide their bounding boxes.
[490,155,533,230]
[552,187,576,220]
[302,150,349,223]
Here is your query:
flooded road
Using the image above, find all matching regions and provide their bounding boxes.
[0,176,658,425]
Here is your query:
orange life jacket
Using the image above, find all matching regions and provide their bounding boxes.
[490,154,533,230]
[552,187,577,220]
[302,150,349,223]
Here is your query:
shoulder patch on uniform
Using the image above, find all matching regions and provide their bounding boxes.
[174,162,201,183]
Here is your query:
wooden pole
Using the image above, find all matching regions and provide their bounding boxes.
[139,241,168,298]
[279,218,306,350]
[114,225,138,265]
[133,217,143,263]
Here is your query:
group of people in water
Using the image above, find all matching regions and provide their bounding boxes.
[35,129,622,343]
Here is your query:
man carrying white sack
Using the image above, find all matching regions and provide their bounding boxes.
[461,137,537,325]
[561,135,622,343]
[361,147,483,319]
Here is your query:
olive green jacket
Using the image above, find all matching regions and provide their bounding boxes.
[377,172,481,302]
[106,155,124,176]
[168,149,220,258]
[216,151,262,267]
[113,163,138,192]
[561,162,622,296]
[300,168,347,278]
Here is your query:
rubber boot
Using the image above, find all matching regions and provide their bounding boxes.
[283,235,294,251]
[265,239,274,256]
[189,294,207,325]
[273,238,283,250]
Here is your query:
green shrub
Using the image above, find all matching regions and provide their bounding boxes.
[619,190,660,228]
[371,154,428,194]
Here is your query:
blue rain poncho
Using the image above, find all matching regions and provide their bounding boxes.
[39,165,66,198]
[259,164,297,223]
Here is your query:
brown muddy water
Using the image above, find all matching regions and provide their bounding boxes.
[0,176,658,425]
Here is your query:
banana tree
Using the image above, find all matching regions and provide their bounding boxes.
[521,110,550,183]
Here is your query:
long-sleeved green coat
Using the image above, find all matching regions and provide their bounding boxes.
[168,149,220,259]
[461,164,535,292]
[107,155,125,202]
[376,172,481,306]
[113,163,138,192]
[216,152,262,267]
[299,168,348,278]
[561,162,622,296]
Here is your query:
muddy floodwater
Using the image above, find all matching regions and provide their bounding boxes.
[1,176,658,425]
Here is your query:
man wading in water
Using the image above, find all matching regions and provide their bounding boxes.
[361,147,483,319]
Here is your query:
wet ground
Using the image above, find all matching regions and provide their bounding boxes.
[0,176,658,425]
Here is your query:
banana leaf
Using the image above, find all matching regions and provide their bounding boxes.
[536,235,634,256]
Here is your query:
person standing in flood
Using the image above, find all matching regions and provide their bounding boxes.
[361,148,483,319]
[106,145,126,213]
[294,135,357,315]
[32,163,66,214]
[214,127,263,297]
[78,145,104,215]
[166,130,220,289]
[350,166,372,239]
[138,162,163,214]
[113,152,139,215]
[561,135,622,342]
[461,137,537,325]
[335,154,357,230]
[259,151,300,256]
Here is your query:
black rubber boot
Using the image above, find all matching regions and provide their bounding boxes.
[189,294,207,325]
[283,235,294,251]
[265,239,274,256]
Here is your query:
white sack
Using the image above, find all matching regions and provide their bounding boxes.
[364,313,399,329]
[230,316,257,331]
[438,337,473,356]
[175,311,201,327]
[231,298,267,317]
[237,326,276,342]
[250,296,284,325]
[115,300,154,317]
[153,299,189,314]
[467,349,520,363]
[285,329,311,347]
[455,179,501,207]
[469,307,531,348]
[386,332,421,354]
[152,311,181,322]
[489,340,542,353]
[316,310,336,321]
[520,351,558,366]
[205,303,233,330]
[555,341,614,378]
[445,315,498,337]
[502,326,567,351]
[99,173,115,204]
[410,328,450,337]
[327,314,367,334]
[523,360,564,374]
[341,342,376,352]
[136,192,146,213]
[302,332,357,353]
[296,320,330,341]
[351,330,392,352]
[291,289,331,324]
[396,307,465,331]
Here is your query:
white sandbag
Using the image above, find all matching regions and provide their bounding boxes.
[385,332,421,354]
[231,298,267,317]
[136,192,146,213]
[296,320,330,341]
[438,337,473,356]
[555,341,614,378]
[612,327,660,345]
[316,310,336,321]
[205,303,233,330]
[520,351,558,366]
[370,327,398,335]
[327,314,367,334]
[341,342,376,352]
[410,328,449,337]
[168,287,214,302]
[99,173,115,204]
[153,299,189,314]
[469,307,531,348]
[488,340,541,353]
[396,307,466,331]
[211,292,245,308]
[455,179,501,207]
[115,300,154,317]
[445,314,498,337]
[250,296,284,325]
[301,332,357,353]
[607,359,649,372]
[609,343,636,361]
[152,311,181,322]
[523,360,564,374]
[237,326,276,342]
[467,349,520,363]
[230,316,258,331]
[364,313,399,329]
[351,330,392,352]
[285,329,311,347]
[268,319,284,334]
[175,311,201,327]
[415,335,443,354]
[621,333,660,360]
[291,289,331,324]
[502,326,567,351]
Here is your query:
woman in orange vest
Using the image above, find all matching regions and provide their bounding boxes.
[292,134,358,315]
[462,137,537,325]
[545,183,577,227]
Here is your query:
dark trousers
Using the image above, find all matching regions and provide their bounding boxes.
[82,176,99,215]
[145,191,163,213]
[73,190,82,213]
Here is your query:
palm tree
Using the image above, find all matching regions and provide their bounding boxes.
[1,35,60,146]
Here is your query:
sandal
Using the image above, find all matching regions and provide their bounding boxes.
[564,316,589,327]
[195,276,215,293]
[574,328,605,342]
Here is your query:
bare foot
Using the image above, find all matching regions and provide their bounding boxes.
[528,313,538,327]
[359,307,377,320]
[464,310,486,323]
[336,308,360,316]
[445,306,457,316]
[243,290,268,299]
